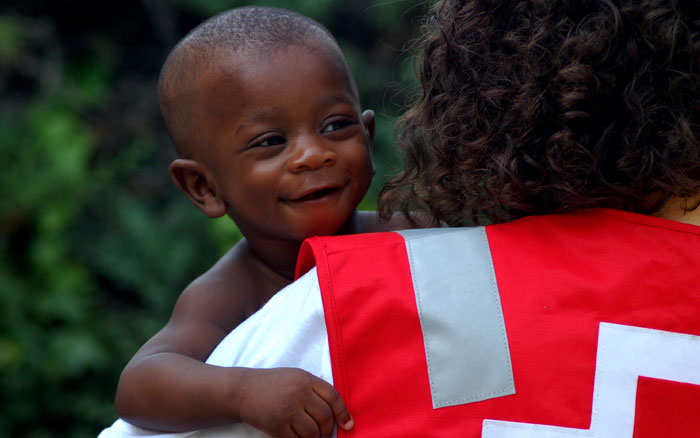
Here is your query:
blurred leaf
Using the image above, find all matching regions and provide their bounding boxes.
[44,329,109,380]
[28,103,93,180]
[0,15,22,62]
[66,57,113,105]
[208,216,243,256]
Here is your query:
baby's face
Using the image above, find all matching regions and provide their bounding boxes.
[193,43,374,242]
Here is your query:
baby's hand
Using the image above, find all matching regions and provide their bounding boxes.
[238,367,353,438]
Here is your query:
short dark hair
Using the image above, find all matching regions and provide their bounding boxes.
[159,6,339,156]
[381,0,700,226]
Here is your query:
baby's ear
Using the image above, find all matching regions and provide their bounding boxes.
[361,109,376,148]
[169,159,226,218]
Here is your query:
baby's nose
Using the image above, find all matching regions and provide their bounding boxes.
[288,137,337,172]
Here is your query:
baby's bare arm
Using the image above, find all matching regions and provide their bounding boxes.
[115,240,270,430]
[115,265,255,431]
[116,310,353,435]
[114,242,353,436]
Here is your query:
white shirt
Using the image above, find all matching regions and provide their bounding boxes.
[98,268,330,438]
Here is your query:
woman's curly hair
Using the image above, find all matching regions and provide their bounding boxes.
[380,0,700,226]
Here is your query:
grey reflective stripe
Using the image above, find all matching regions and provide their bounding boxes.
[397,227,515,408]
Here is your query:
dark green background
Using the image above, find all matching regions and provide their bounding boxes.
[0,0,425,435]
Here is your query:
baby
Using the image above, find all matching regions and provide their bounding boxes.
[111,6,401,438]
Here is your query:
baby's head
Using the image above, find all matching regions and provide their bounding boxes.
[159,7,375,242]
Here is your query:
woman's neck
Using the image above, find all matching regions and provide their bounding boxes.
[652,194,700,226]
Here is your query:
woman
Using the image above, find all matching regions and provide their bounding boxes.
[295,0,700,435]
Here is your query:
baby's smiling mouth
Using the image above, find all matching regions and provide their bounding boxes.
[286,183,344,203]
[293,186,341,202]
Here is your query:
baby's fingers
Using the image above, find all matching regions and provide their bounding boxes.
[289,411,322,438]
[311,378,353,431]
[303,395,334,436]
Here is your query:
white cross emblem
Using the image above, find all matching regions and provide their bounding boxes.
[482,323,700,437]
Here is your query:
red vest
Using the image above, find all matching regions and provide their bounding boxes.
[296,209,700,437]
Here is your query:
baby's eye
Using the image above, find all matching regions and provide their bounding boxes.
[253,135,285,148]
[322,119,352,133]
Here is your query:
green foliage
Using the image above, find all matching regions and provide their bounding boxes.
[0,1,424,435]
[0,15,22,62]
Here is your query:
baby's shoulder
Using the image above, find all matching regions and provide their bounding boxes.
[177,241,273,325]
[186,243,249,294]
